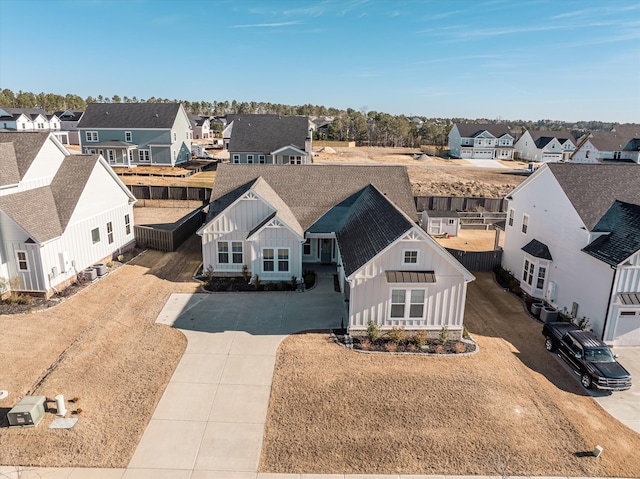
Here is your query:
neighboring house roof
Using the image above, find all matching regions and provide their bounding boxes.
[188,114,208,127]
[0,142,20,187]
[582,201,640,266]
[336,185,414,277]
[54,110,84,121]
[425,210,460,218]
[610,125,640,140]
[577,130,637,153]
[522,239,553,260]
[547,163,640,230]
[0,154,101,243]
[528,130,575,143]
[0,107,49,118]
[226,114,310,154]
[0,132,49,180]
[206,164,417,231]
[77,103,183,129]
[454,123,512,138]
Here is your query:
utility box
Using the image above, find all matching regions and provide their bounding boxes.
[8,395,47,427]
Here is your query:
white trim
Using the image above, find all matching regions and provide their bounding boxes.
[389,287,427,320]
[86,131,99,142]
[91,226,101,244]
[402,248,419,265]
[522,214,529,234]
[125,131,132,142]
[16,250,29,272]
[270,145,307,156]
[261,247,291,274]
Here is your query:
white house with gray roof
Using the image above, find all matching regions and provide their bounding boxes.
[448,123,515,160]
[198,164,474,337]
[502,163,640,345]
[514,130,577,162]
[570,126,640,164]
[0,132,136,297]
[77,103,192,167]
[224,114,313,165]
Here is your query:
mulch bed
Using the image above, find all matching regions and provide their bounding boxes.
[333,330,477,355]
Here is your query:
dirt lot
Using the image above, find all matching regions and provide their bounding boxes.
[0,235,202,468]
[434,229,503,251]
[314,146,528,197]
[133,206,197,224]
[260,272,640,477]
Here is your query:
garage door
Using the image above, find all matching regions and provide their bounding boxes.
[613,310,640,346]
[474,149,493,159]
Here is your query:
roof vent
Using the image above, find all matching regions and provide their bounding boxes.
[105,111,109,114]
[155,114,159,117]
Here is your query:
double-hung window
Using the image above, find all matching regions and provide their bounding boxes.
[107,221,114,244]
[390,289,426,319]
[218,242,229,264]
[508,209,514,227]
[125,131,132,142]
[232,242,243,264]
[233,154,240,163]
[536,266,546,290]
[86,131,98,142]
[218,241,243,264]
[522,214,529,234]
[247,155,254,164]
[262,248,289,273]
[139,149,150,162]
[303,239,311,255]
[125,214,131,235]
[263,248,274,271]
[523,259,534,286]
[16,251,29,271]
[259,155,266,163]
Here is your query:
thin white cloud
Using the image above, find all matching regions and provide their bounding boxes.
[231,20,303,29]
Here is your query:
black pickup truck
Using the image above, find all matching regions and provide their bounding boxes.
[542,322,632,391]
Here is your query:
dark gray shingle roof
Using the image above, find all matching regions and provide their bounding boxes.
[207,164,417,231]
[336,185,414,276]
[227,114,310,154]
[521,239,553,260]
[548,163,640,230]
[529,130,575,142]
[0,132,50,180]
[454,123,512,138]
[77,103,182,129]
[582,201,640,266]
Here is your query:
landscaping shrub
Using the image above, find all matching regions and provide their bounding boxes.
[290,276,298,290]
[303,269,316,288]
[387,326,408,345]
[367,320,381,342]
[439,326,449,344]
[454,341,466,354]
[384,342,398,352]
[411,330,428,348]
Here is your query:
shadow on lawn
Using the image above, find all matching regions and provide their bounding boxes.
[464,272,592,397]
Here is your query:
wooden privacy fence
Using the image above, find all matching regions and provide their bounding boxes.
[134,206,206,252]
[127,185,212,202]
[415,196,507,212]
[446,248,503,272]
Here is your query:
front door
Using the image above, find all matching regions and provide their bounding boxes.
[321,239,332,263]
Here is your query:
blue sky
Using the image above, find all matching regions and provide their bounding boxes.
[1,0,639,123]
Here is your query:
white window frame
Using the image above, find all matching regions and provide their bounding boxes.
[125,131,132,142]
[303,238,311,256]
[173,131,177,142]
[389,288,426,320]
[217,241,230,264]
[402,249,419,265]
[91,227,101,245]
[139,149,150,162]
[233,154,240,163]
[16,251,29,272]
[262,247,290,273]
[86,131,98,142]
[522,259,534,286]
[107,221,114,244]
[247,155,254,164]
[536,265,546,290]
[508,208,514,227]
[232,241,243,264]
[125,214,131,235]
[259,155,266,163]
[107,149,115,163]
[522,214,529,234]
[128,150,134,163]
[448,218,456,225]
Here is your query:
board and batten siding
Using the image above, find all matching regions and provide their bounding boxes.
[201,196,274,272]
[347,234,467,332]
[604,250,640,343]
[250,225,302,281]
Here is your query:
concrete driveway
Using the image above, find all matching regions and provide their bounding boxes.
[592,346,640,434]
[126,269,344,478]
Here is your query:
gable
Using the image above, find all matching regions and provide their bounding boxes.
[582,201,640,266]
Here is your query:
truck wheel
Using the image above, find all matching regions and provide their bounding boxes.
[581,373,592,389]
[544,337,555,351]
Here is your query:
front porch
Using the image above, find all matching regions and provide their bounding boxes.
[84,140,138,166]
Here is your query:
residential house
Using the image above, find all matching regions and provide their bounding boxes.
[197,164,474,337]
[224,114,313,164]
[421,210,460,237]
[571,126,640,164]
[448,123,515,160]
[0,132,136,297]
[54,110,84,145]
[502,163,640,345]
[0,107,60,132]
[189,114,211,139]
[514,130,577,162]
[77,103,192,167]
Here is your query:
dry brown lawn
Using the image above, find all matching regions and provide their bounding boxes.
[260,272,640,477]
[133,206,197,224]
[119,169,216,188]
[434,229,503,251]
[0,235,202,468]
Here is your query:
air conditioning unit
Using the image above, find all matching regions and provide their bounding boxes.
[8,396,47,427]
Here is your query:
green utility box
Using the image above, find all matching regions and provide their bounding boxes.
[8,395,47,427]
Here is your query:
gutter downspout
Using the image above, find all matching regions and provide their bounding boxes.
[601,264,618,341]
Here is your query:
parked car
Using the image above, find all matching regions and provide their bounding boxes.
[542,322,632,391]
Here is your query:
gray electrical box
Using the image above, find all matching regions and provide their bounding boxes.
[8,395,47,427]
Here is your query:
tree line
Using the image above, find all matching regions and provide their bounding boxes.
[1,88,631,148]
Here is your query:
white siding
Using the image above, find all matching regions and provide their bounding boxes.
[348,231,468,332]
[21,136,67,186]
[250,226,302,281]
[604,250,640,344]
[502,167,615,338]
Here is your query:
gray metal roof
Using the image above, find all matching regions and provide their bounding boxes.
[547,163,640,230]
[619,292,640,305]
[386,270,436,283]
[582,201,640,266]
[522,239,553,260]
[77,103,183,129]
[0,132,50,181]
[207,164,417,231]
[227,114,310,154]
